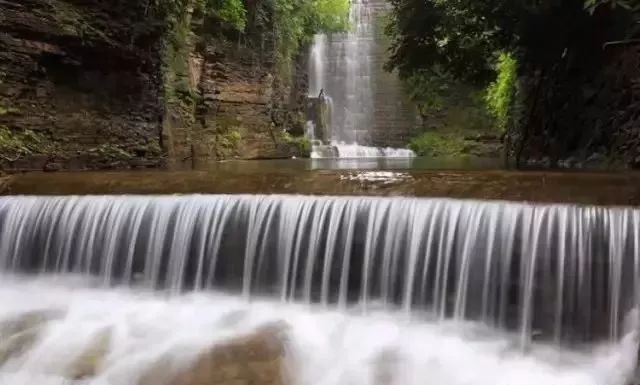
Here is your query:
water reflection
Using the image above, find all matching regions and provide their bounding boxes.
[188,156,504,173]
[340,171,413,184]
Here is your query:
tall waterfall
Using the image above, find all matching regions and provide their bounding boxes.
[308,0,416,158]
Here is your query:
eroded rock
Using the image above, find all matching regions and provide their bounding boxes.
[139,323,290,385]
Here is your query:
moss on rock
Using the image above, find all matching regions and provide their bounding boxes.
[281,132,311,158]
[409,131,468,157]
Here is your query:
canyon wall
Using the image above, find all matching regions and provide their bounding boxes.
[0,0,165,170]
[0,0,308,171]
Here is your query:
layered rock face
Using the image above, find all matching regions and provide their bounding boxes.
[0,0,165,170]
[169,40,309,168]
[0,0,308,171]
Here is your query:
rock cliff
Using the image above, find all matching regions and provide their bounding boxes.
[0,0,308,171]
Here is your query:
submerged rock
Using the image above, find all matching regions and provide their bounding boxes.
[139,323,290,385]
[0,309,64,365]
[66,328,112,380]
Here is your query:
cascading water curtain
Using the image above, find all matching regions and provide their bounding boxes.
[0,195,639,346]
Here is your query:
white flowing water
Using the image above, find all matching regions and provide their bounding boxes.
[307,0,415,158]
[0,276,637,385]
[319,142,416,158]
[1,194,640,384]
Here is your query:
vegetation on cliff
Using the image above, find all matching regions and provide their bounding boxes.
[0,0,349,170]
[386,0,640,166]
[485,52,518,133]
[0,74,52,163]
[157,0,349,162]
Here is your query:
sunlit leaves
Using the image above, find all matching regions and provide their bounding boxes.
[205,0,247,31]
[485,52,518,132]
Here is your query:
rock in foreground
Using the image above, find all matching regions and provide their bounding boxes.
[139,324,290,385]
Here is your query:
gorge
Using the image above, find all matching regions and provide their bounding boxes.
[0,195,640,384]
[1,0,640,384]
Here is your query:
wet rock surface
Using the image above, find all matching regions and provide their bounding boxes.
[0,0,165,171]
[139,325,289,385]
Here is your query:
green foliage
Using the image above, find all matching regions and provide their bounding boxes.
[401,67,496,134]
[270,0,349,77]
[0,128,51,162]
[409,131,467,157]
[403,68,452,117]
[386,0,638,84]
[282,131,311,156]
[485,52,518,132]
[386,0,638,163]
[205,0,247,31]
[152,0,247,33]
[219,127,242,149]
[385,0,512,83]
[310,0,350,33]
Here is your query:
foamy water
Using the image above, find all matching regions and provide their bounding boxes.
[0,275,637,385]
[311,142,416,159]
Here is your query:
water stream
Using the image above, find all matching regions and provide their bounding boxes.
[0,195,639,384]
[307,0,416,159]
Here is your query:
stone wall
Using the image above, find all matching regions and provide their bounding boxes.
[369,1,419,148]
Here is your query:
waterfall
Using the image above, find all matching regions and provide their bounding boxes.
[307,0,416,159]
[2,195,640,346]
[1,194,640,384]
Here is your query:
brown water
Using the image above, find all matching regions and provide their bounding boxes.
[188,156,505,172]
[3,159,640,206]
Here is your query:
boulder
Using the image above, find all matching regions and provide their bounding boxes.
[139,323,290,385]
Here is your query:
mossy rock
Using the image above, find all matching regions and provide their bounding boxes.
[281,132,310,158]
[409,131,468,157]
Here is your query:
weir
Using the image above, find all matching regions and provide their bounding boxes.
[1,195,639,348]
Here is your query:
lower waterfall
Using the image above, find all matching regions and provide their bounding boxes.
[0,195,639,384]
